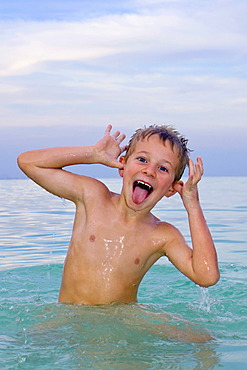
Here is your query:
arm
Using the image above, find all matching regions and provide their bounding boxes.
[165,158,220,287]
[17,125,127,203]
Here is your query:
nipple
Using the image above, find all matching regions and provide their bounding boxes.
[89,235,96,242]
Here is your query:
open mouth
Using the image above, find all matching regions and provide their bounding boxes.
[132,180,153,205]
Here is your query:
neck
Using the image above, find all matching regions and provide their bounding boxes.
[114,193,153,225]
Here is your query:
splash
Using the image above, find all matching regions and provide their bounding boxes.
[199,287,211,313]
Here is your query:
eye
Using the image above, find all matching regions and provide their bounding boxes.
[159,166,168,173]
[137,157,147,163]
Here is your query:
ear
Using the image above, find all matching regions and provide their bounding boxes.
[165,180,183,198]
[118,156,125,178]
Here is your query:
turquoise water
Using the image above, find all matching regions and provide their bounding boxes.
[1,178,247,369]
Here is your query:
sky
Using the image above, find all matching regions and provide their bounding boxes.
[0,0,246,179]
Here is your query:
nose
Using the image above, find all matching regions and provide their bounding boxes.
[142,163,156,177]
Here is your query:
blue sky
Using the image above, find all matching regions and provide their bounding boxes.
[0,0,246,178]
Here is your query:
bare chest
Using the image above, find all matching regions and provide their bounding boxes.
[70,217,164,275]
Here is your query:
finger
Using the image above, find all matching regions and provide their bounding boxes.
[112,130,121,139]
[110,160,124,169]
[173,181,184,195]
[197,157,204,175]
[112,130,126,144]
[187,159,201,186]
[120,144,128,154]
[194,157,203,177]
[116,133,126,143]
[105,124,112,135]
[192,161,203,184]
[188,158,195,177]
[117,161,124,169]
[194,164,202,180]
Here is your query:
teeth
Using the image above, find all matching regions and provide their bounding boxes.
[134,180,153,194]
[136,180,152,191]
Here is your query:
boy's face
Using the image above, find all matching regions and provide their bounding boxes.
[119,135,180,211]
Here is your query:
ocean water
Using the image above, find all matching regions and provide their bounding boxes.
[0,177,247,369]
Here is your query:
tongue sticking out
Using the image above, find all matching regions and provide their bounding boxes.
[132,186,149,205]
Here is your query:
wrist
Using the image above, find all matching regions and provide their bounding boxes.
[92,143,108,165]
[184,199,202,214]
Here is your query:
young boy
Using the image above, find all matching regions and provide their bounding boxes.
[17,125,220,305]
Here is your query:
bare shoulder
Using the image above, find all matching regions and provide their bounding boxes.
[75,175,113,202]
[43,171,113,205]
[153,219,186,254]
[153,217,180,235]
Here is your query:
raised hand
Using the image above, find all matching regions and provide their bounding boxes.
[173,157,204,209]
[95,125,128,169]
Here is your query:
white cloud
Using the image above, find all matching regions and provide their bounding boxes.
[0,0,246,177]
[230,97,247,105]
[1,67,246,129]
[0,0,246,134]
[0,1,246,77]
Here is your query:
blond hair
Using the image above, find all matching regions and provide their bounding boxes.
[125,125,190,181]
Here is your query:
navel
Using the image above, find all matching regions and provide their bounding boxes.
[134,258,140,265]
[89,234,96,242]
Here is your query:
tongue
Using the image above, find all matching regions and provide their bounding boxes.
[132,186,149,205]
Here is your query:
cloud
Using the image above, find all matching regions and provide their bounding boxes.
[0,0,246,178]
[1,64,246,130]
[0,0,246,143]
[0,1,246,77]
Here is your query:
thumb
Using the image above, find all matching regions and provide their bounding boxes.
[108,159,124,169]
[172,180,184,195]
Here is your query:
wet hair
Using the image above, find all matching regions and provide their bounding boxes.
[124,124,191,182]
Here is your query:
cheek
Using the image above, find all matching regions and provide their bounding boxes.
[157,177,174,192]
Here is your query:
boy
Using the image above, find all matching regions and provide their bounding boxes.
[17,125,220,305]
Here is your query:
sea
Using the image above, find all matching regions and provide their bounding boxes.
[0,177,247,369]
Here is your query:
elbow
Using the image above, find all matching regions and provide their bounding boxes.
[198,270,220,288]
[17,153,24,171]
[17,153,27,172]
[17,152,32,175]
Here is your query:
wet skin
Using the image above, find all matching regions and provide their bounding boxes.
[18,126,220,305]
[59,136,182,304]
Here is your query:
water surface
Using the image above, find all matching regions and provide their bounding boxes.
[0,178,247,369]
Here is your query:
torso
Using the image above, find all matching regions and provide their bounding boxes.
[58,182,169,305]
